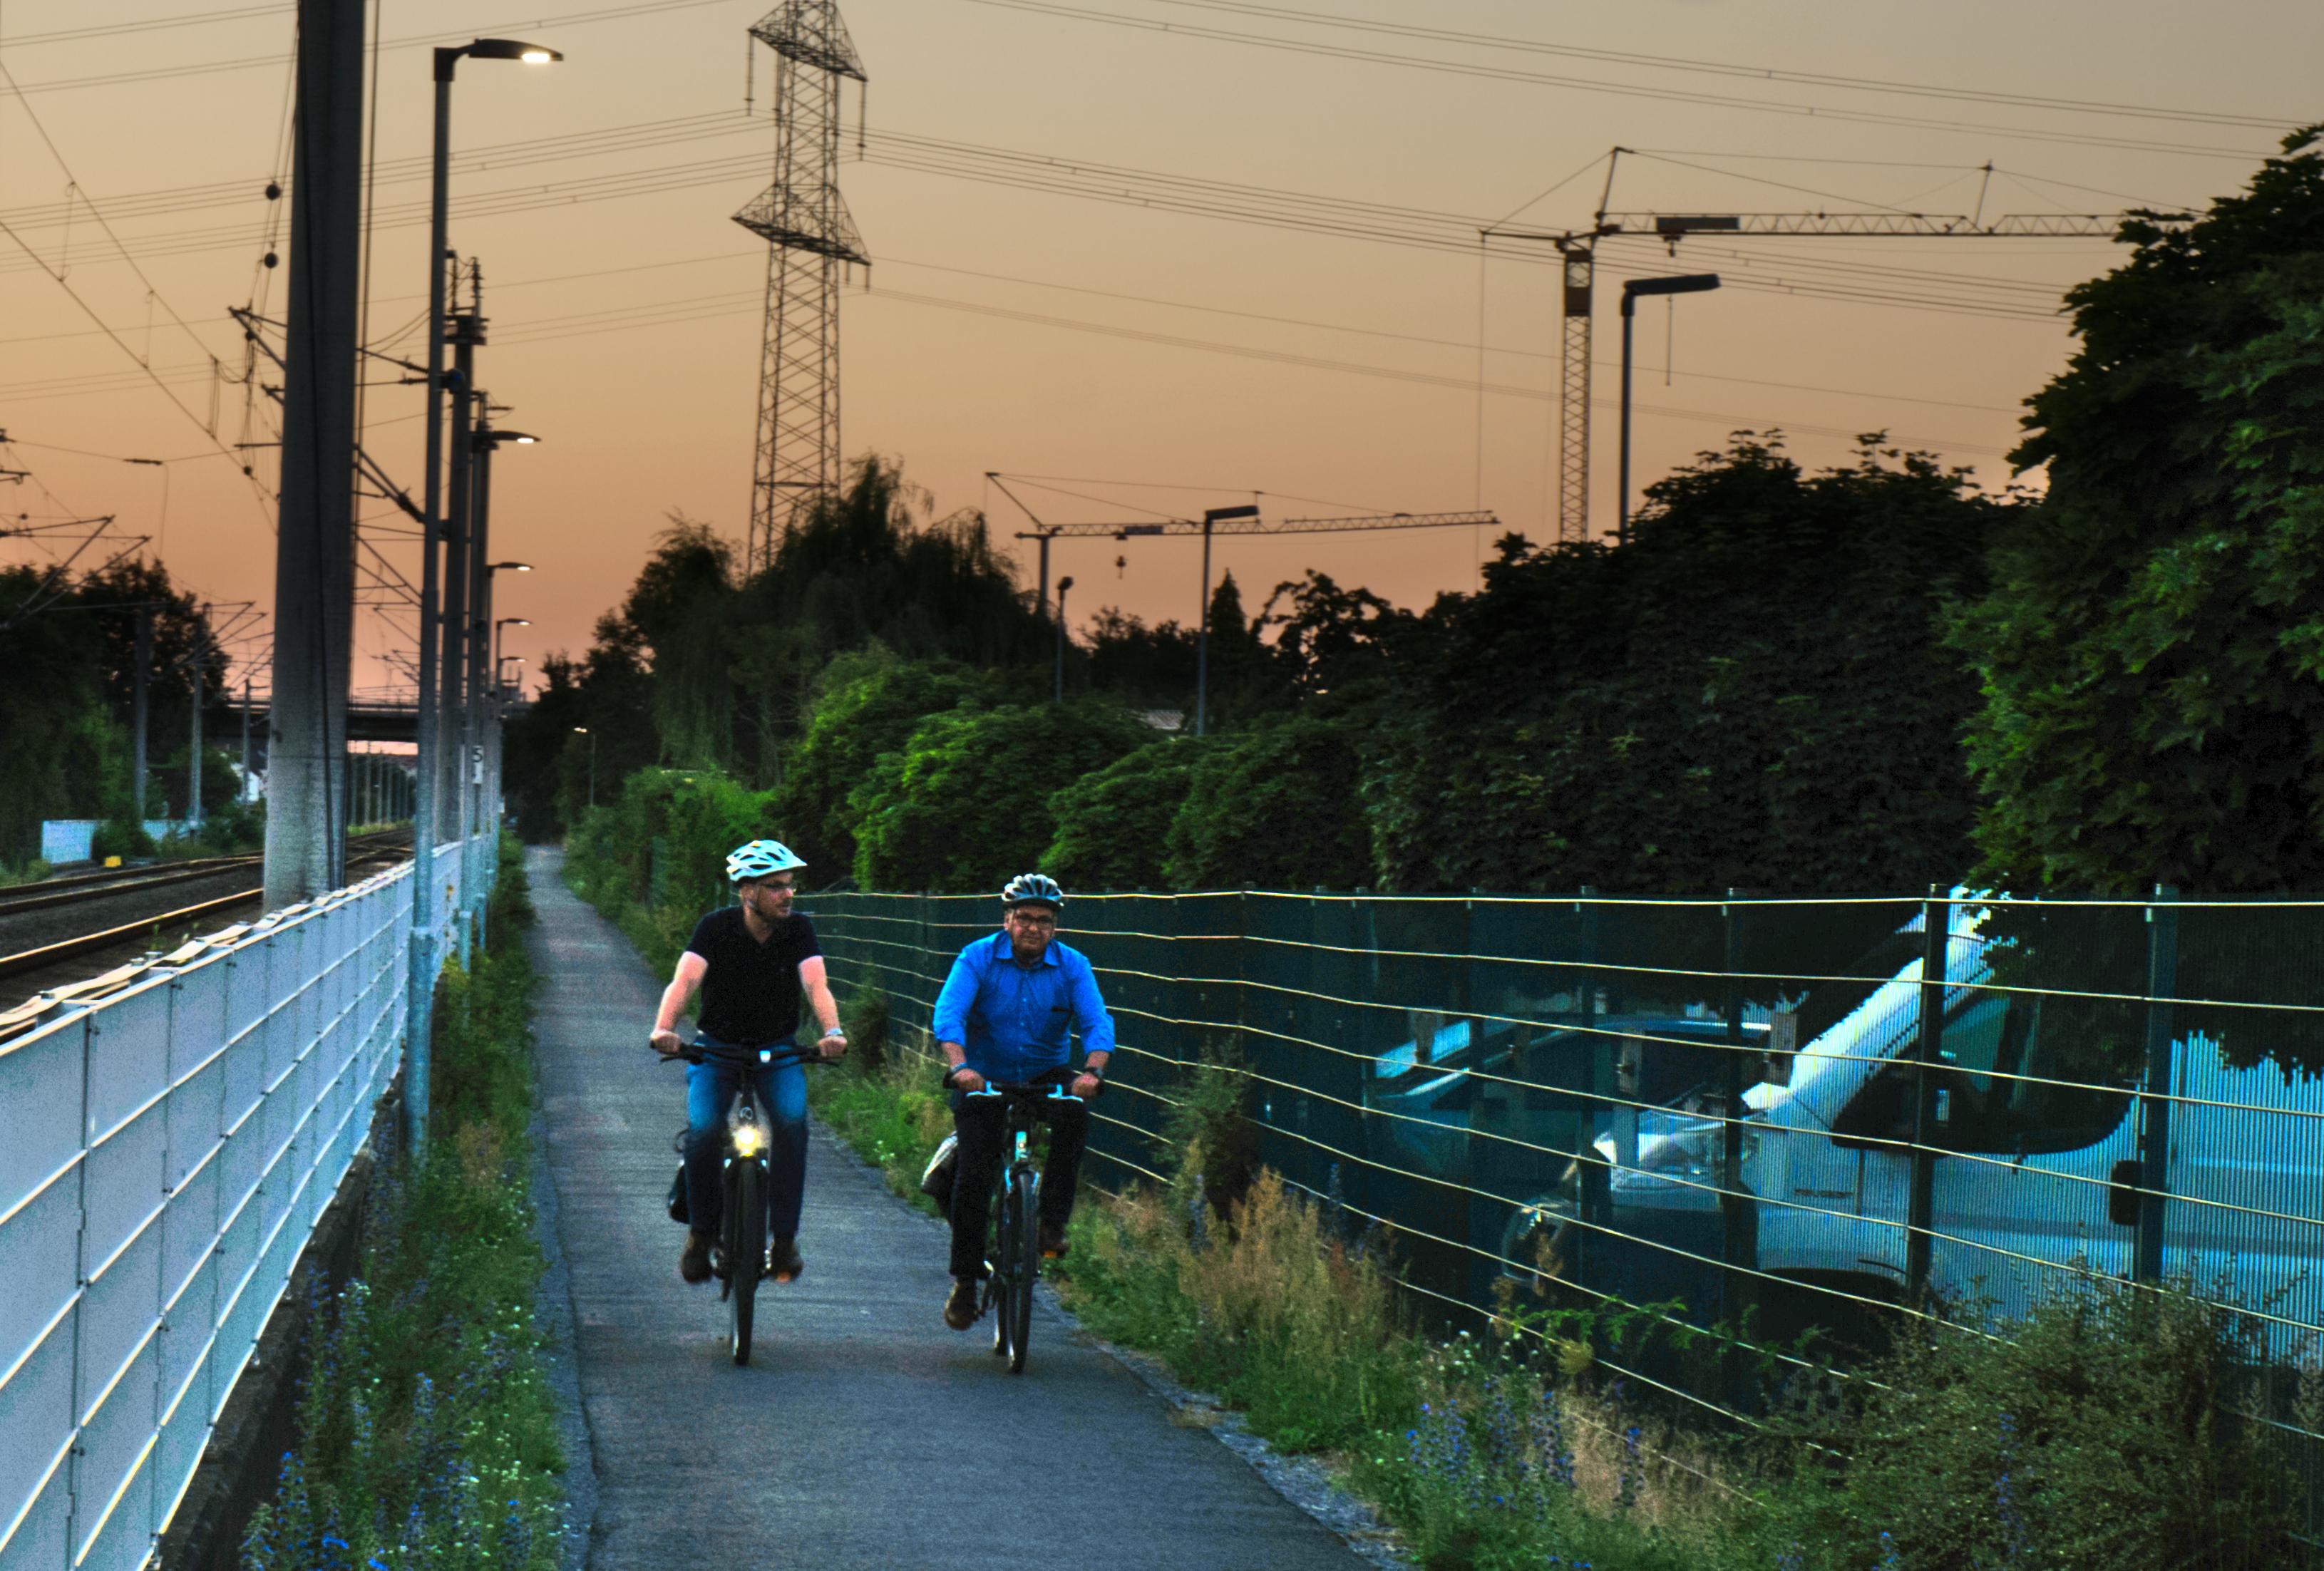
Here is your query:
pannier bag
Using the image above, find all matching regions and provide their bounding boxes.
[920,1133,960,1217]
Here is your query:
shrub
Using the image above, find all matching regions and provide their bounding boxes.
[1163,713,1372,890]
[1042,736,1213,890]
[848,700,1156,892]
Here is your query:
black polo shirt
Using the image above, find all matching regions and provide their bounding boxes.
[685,905,821,1046]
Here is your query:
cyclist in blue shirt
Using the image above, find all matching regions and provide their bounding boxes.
[932,873,1114,1331]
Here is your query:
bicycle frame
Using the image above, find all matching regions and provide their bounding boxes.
[659,1040,821,1366]
[967,1078,1081,1374]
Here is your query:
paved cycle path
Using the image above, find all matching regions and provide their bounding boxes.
[524,848,1372,1571]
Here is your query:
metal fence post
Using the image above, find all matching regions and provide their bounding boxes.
[1906,882,1945,1304]
[2136,883,2180,1283]
[1721,890,1753,1333]
[1577,887,1608,1292]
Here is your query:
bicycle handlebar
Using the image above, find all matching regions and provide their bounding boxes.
[647,1040,831,1069]
[965,1078,1084,1103]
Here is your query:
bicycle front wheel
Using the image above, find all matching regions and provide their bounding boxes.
[989,1173,1013,1361]
[1007,1170,1039,1374]
[726,1156,766,1366]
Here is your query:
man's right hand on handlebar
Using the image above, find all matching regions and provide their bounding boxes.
[945,1063,987,1094]
[651,1028,686,1059]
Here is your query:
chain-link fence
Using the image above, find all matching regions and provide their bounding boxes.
[811,886,2324,1522]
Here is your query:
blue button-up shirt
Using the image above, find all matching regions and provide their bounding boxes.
[932,930,1116,1084]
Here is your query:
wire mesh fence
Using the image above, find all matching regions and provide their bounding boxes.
[810,885,2324,1521]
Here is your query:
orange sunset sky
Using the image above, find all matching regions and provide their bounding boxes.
[3,0,2318,704]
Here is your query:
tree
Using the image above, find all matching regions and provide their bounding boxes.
[1165,713,1372,890]
[848,701,1156,892]
[0,570,118,862]
[1042,736,1214,890]
[1369,434,2014,895]
[767,654,997,880]
[1954,126,2324,895]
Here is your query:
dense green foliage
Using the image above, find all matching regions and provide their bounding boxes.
[1369,436,2015,895]
[1166,713,1373,890]
[563,767,791,976]
[766,654,998,877]
[244,840,563,1571]
[1042,737,1213,890]
[850,699,1158,890]
[1957,127,2324,893]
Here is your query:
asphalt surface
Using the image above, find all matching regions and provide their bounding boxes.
[525,848,1372,1571]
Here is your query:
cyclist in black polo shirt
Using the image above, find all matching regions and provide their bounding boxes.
[650,839,847,1286]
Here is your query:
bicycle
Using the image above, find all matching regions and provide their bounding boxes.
[656,1039,822,1366]
[964,1076,1086,1375]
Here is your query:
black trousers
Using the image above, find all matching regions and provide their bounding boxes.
[947,1090,1089,1280]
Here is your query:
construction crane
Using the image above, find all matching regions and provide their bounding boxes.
[1497,152,2195,543]
[987,475,1497,734]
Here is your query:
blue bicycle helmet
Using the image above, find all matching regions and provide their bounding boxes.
[999,872,1065,910]
[726,839,807,885]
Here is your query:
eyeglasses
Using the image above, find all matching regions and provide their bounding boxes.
[1006,910,1057,928]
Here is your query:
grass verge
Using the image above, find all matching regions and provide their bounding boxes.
[242,835,566,1571]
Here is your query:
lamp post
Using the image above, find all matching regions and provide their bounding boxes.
[408,35,559,1156]
[573,726,595,810]
[468,432,537,922]
[1052,576,1074,703]
[1196,505,1258,738]
[1617,274,1720,542]
[495,618,530,681]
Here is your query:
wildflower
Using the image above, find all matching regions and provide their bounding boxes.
[1878,1530,1902,1570]
[1615,1426,1641,1511]
[1995,1411,2031,1561]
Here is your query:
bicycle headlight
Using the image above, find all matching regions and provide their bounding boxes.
[731,1122,764,1155]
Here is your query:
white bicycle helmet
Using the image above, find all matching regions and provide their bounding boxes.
[726,839,807,885]
[999,872,1065,909]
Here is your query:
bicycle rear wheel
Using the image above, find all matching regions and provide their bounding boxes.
[1007,1170,1039,1374]
[726,1155,766,1366]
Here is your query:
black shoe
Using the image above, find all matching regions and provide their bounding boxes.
[767,1235,803,1282]
[679,1230,714,1284]
[1039,1221,1069,1260]
[943,1278,982,1330]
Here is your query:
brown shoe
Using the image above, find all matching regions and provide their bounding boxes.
[1039,1221,1069,1260]
[943,1278,982,1330]
[679,1230,714,1284]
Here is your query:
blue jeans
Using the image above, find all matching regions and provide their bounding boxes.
[684,1038,809,1240]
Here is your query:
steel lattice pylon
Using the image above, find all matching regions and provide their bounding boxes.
[734,1,868,573]
[1556,244,1593,545]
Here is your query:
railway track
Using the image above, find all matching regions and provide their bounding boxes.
[0,832,413,996]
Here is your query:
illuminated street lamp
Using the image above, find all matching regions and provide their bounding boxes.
[495,617,530,679]
[410,35,559,1155]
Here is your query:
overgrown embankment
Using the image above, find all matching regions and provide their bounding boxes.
[803,975,2315,1571]
[241,838,565,1570]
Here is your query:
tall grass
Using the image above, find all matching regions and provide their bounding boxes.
[242,838,565,1571]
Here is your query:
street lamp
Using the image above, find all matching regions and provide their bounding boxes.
[495,617,530,680]
[411,34,559,1155]
[1053,577,1074,704]
[1617,273,1720,541]
[573,726,595,809]
[1196,505,1258,738]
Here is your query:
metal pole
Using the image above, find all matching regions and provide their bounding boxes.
[1617,294,1637,543]
[188,622,206,830]
[265,0,363,906]
[1195,515,1213,738]
[1052,575,1071,704]
[408,56,458,1156]
[240,676,252,803]
[1906,882,1946,1304]
[132,607,151,826]
[468,430,495,932]
[443,325,475,852]
[2135,884,2180,1282]
[1037,531,1051,621]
